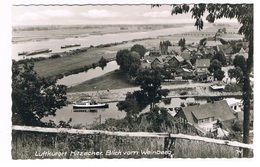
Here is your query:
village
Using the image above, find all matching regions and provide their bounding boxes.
[133,27,253,139]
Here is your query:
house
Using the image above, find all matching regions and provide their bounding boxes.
[168,55,184,68]
[149,50,161,57]
[203,47,216,58]
[168,46,182,55]
[174,100,237,136]
[175,67,194,79]
[180,49,191,60]
[226,98,243,113]
[205,40,223,47]
[195,59,210,75]
[141,59,151,69]
[232,47,248,60]
[215,44,233,57]
[151,57,164,69]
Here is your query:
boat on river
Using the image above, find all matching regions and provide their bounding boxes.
[18,51,28,56]
[26,48,52,56]
[210,84,225,90]
[73,100,109,109]
[61,44,81,49]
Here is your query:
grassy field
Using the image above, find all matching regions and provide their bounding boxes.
[67,70,136,92]
[12,130,252,159]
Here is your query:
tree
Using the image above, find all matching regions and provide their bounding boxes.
[135,69,169,111]
[116,49,131,68]
[127,52,142,78]
[116,49,141,78]
[161,3,253,157]
[146,106,172,132]
[214,69,225,81]
[160,40,172,55]
[213,51,227,66]
[208,59,222,74]
[12,61,67,126]
[228,67,243,83]
[178,38,186,48]
[98,56,107,70]
[233,55,246,69]
[130,44,146,59]
[117,92,143,128]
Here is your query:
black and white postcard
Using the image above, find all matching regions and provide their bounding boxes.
[3,0,257,162]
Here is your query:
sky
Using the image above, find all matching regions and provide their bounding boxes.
[12,4,239,26]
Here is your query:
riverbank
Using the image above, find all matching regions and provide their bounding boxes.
[31,24,222,77]
[67,70,136,92]
[67,83,242,103]
[12,24,185,43]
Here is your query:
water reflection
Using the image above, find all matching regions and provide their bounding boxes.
[56,61,119,86]
[42,97,207,126]
[42,97,242,126]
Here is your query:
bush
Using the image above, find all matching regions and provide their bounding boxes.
[224,84,242,92]
[179,90,188,95]
[50,54,61,59]
[232,120,243,132]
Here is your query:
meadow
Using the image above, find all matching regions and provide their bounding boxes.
[12,130,251,159]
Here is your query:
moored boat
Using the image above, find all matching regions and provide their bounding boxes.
[73,100,109,109]
[61,44,81,49]
[210,84,225,90]
[18,51,28,56]
[26,48,52,56]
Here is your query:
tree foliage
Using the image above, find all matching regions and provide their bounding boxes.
[12,61,67,126]
[160,40,172,55]
[146,106,172,132]
[213,51,227,66]
[208,59,222,74]
[228,67,243,83]
[130,44,146,59]
[98,56,107,70]
[135,69,169,111]
[116,49,141,78]
[233,55,246,69]
[178,38,186,48]
[214,69,225,81]
[117,92,145,126]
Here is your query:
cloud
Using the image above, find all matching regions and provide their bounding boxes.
[40,9,73,17]
[81,9,120,18]
[16,12,47,22]
[13,9,73,25]
[142,11,171,18]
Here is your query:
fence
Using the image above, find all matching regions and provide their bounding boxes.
[12,125,253,158]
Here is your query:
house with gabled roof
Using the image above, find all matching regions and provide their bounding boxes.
[168,55,184,68]
[175,67,194,79]
[180,49,191,60]
[151,57,164,69]
[174,100,237,136]
[168,46,182,55]
[232,47,248,60]
[215,44,233,57]
[195,59,210,75]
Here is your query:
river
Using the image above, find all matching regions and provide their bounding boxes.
[12,25,196,60]
[42,97,208,126]
[56,61,120,87]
